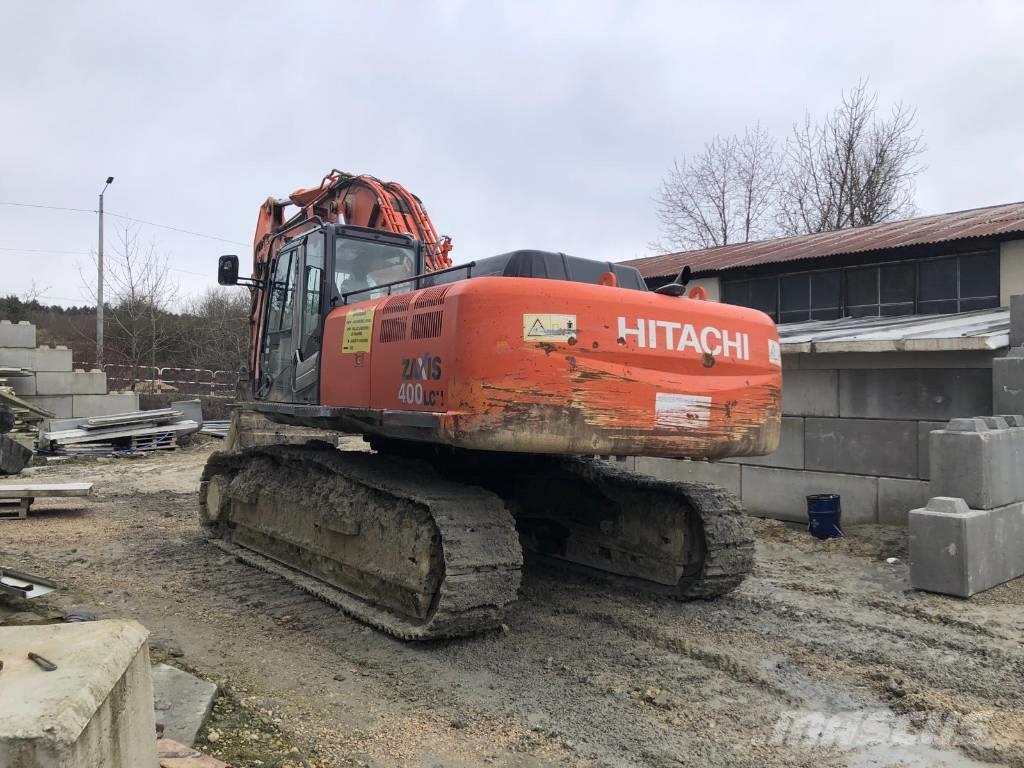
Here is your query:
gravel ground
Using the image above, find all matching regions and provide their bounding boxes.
[2,442,1023,768]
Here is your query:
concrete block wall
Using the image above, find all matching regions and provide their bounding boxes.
[635,360,994,526]
[35,369,108,395]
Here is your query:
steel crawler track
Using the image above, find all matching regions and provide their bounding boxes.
[200,446,523,640]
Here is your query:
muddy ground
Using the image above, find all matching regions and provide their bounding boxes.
[2,441,1023,768]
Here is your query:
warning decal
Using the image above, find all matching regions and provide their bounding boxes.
[655,392,712,429]
[523,313,577,343]
[342,307,375,353]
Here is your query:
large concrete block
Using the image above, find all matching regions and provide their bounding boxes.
[804,418,917,478]
[72,392,141,417]
[878,477,930,525]
[35,369,108,395]
[0,345,73,372]
[633,457,741,495]
[7,372,37,396]
[23,395,74,418]
[929,419,1024,509]
[909,496,1024,597]
[0,319,36,347]
[993,351,1024,414]
[725,416,804,469]
[740,466,878,524]
[916,421,946,480]
[781,369,838,417]
[0,620,158,768]
[839,368,992,420]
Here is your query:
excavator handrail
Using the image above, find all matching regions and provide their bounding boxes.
[341,261,477,304]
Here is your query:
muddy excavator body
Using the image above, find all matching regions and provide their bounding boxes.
[201,172,781,640]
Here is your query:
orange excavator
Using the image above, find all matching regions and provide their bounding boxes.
[202,170,781,639]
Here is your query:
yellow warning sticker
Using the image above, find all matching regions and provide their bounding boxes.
[523,313,577,343]
[342,307,375,353]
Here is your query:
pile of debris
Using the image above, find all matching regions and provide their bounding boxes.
[37,403,201,455]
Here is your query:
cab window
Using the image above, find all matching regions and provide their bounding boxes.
[335,236,417,301]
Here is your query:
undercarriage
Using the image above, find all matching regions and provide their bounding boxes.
[199,411,754,640]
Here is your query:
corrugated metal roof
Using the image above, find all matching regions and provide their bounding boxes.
[625,201,1024,279]
[778,307,1009,354]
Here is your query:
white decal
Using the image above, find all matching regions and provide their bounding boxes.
[524,313,577,343]
[618,317,750,361]
[655,393,712,428]
[768,339,782,367]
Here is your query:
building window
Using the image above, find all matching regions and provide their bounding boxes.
[720,250,999,322]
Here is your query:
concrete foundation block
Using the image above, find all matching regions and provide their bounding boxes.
[740,466,878,524]
[633,457,742,496]
[7,372,37,396]
[929,419,1024,509]
[0,319,37,347]
[152,663,218,746]
[0,346,73,372]
[72,392,141,418]
[35,370,108,396]
[0,619,159,768]
[878,477,930,525]
[725,416,804,469]
[839,368,992,420]
[909,496,1024,597]
[23,395,74,418]
[782,369,839,417]
[804,418,918,479]
[917,421,946,480]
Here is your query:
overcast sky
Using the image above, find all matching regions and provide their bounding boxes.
[2,0,1022,306]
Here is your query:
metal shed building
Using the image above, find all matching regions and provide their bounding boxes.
[621,202,1024,525]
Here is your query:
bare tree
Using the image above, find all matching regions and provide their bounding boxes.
[777,80,925,235]
[654,125,780,251]
[182,287,250,373]
[97,225,181,376]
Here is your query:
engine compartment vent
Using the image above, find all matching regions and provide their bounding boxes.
[411,310,443,339]
[379,316,407,343]
[413,286,450,309]
[382,294,414,314]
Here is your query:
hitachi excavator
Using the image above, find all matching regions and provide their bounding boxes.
[202,170,781,640]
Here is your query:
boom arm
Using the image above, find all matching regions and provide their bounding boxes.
[246,170,453,381]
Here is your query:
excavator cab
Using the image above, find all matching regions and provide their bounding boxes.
[225,224,423,404]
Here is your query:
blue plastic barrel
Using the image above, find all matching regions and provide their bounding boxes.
[807,494,842,539]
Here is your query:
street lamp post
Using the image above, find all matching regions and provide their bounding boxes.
[97,176,114,367]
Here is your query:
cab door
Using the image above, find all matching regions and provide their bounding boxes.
[257,231,325,403]
[293,231,325,402]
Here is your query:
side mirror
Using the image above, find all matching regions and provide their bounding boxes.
[218,255,240,286]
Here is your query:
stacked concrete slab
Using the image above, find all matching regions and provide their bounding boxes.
[0,320,139,418]
[910,415,1024,597]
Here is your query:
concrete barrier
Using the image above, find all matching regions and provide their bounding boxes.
[0,619,159,767]
[0,346,73,372]
[929,416,1024,509]
[35,370,108,396]
[0,319,36,347]
[72,392,141,417]
[909,497,1024,597]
